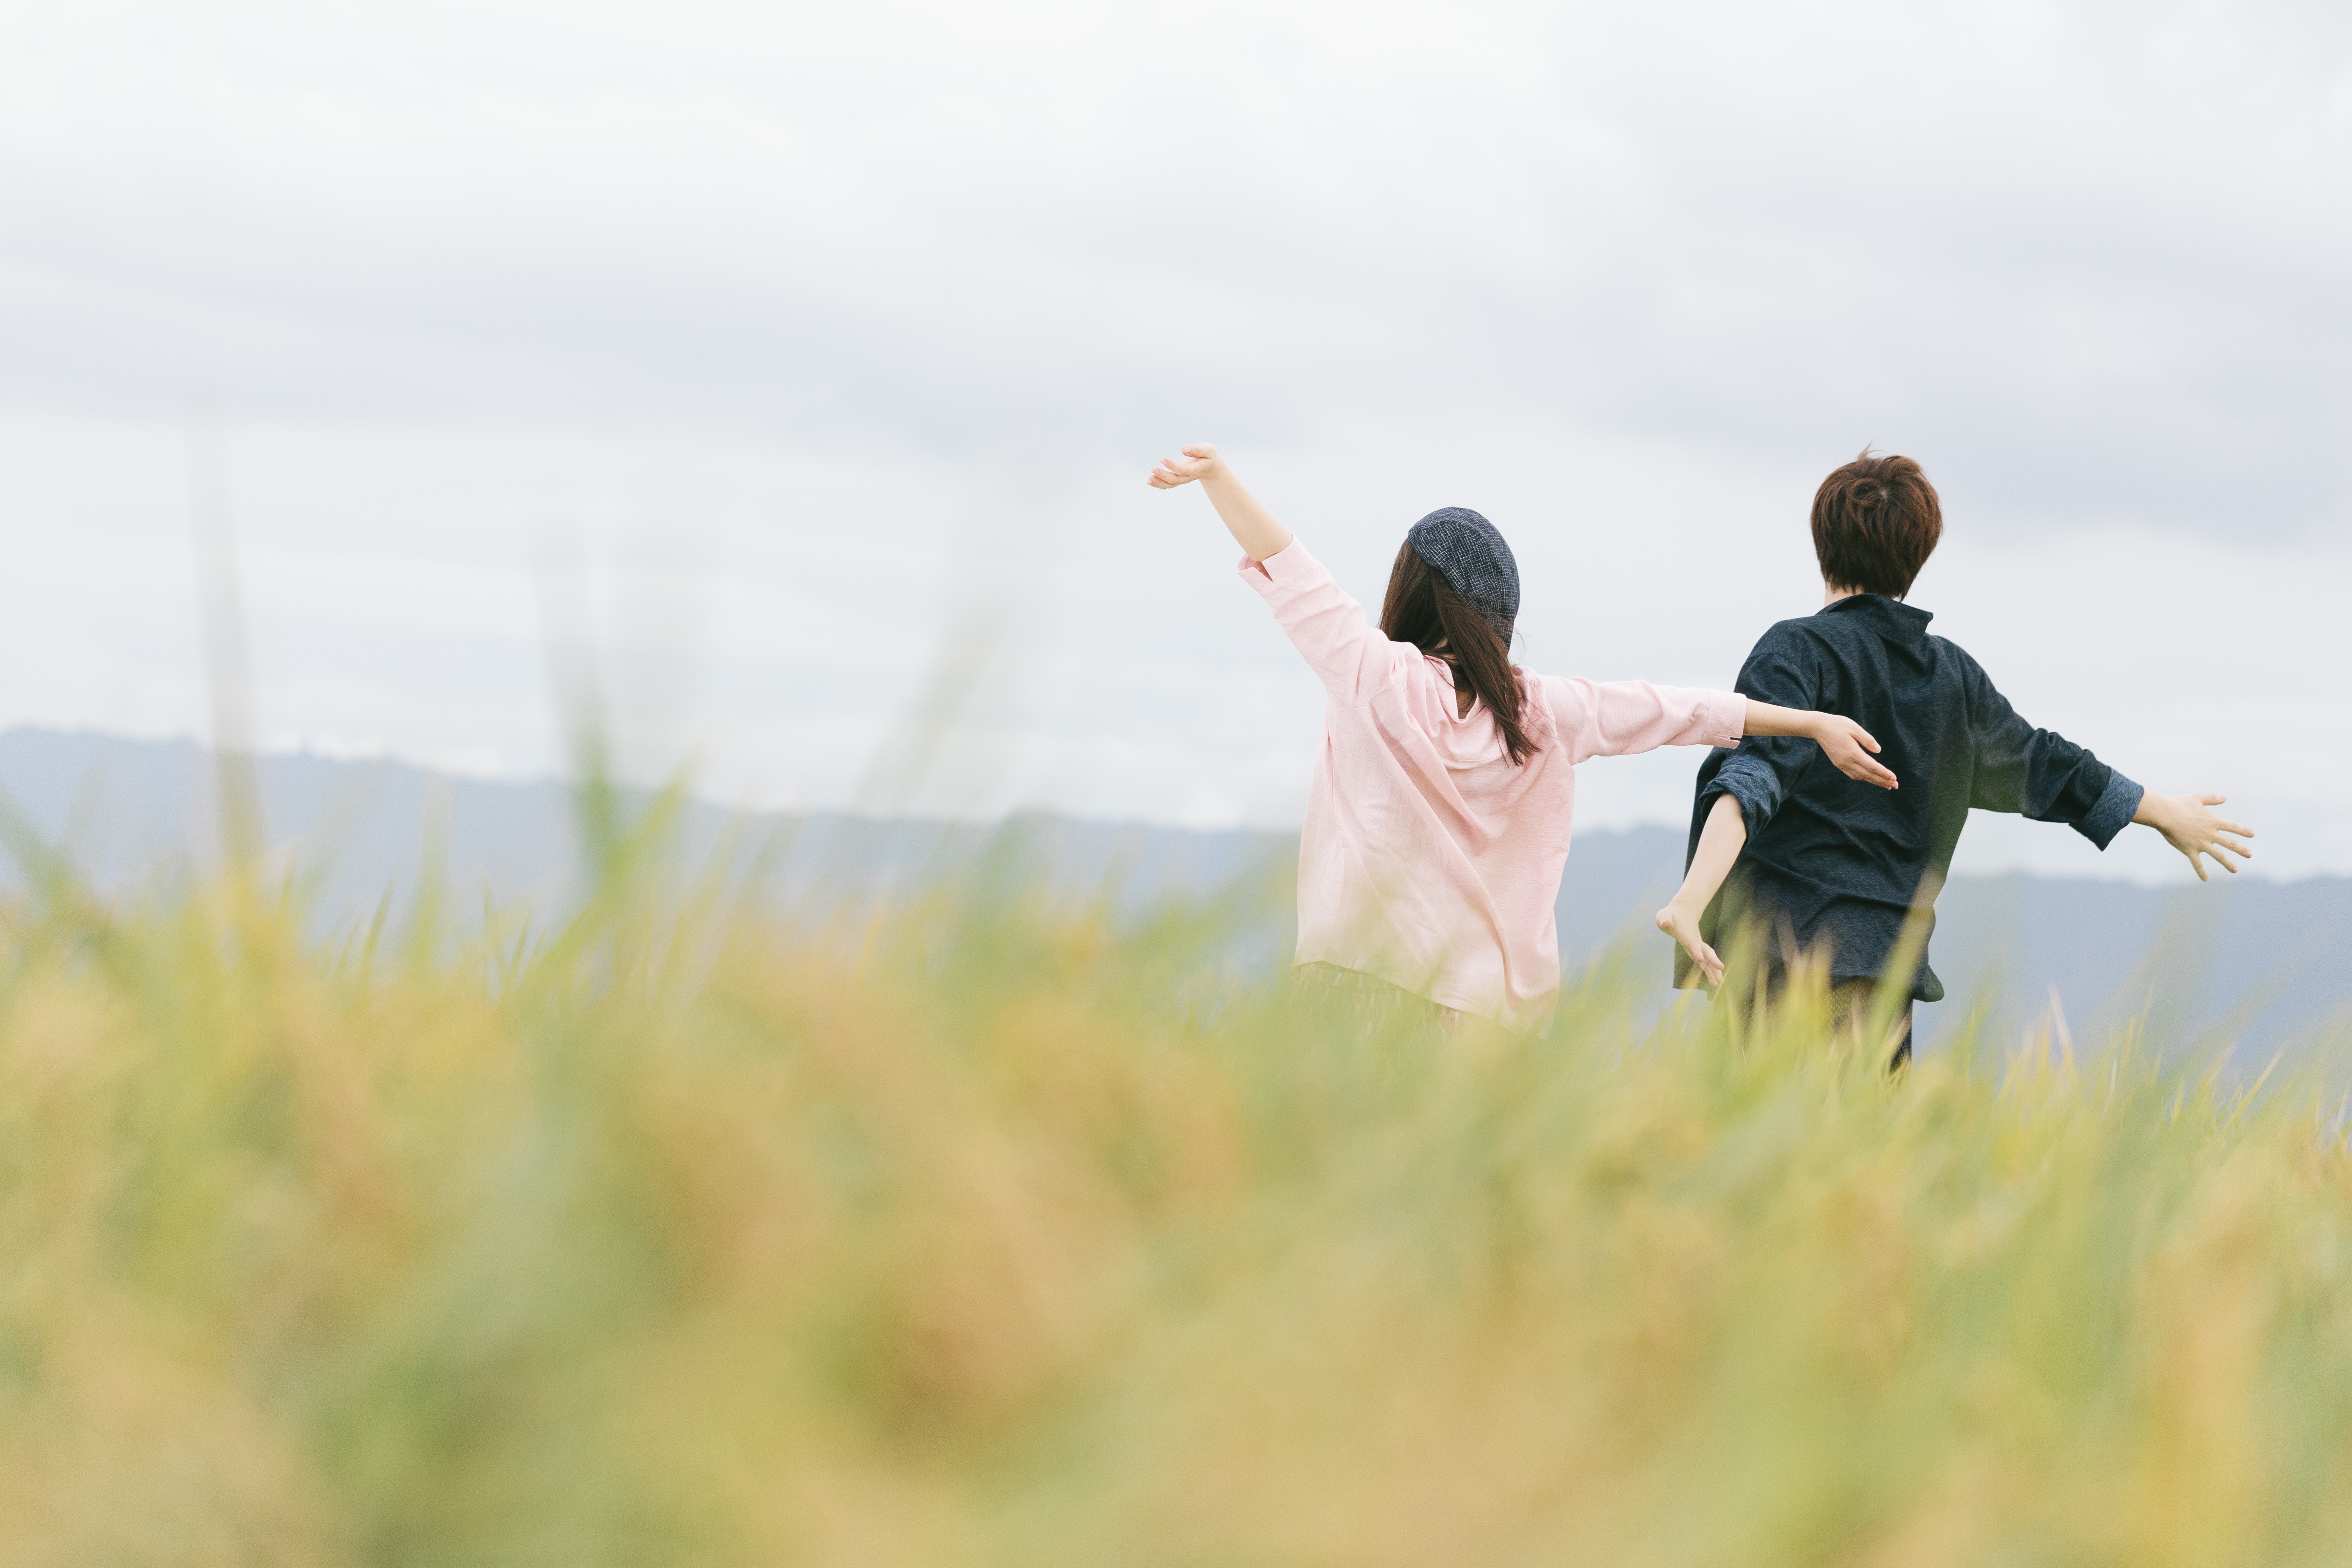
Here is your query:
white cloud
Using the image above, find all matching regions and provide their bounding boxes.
[0,0,2342,877]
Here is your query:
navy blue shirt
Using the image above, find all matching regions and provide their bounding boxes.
[1685,594,2144,1002]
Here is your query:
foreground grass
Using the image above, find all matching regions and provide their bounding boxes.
[0,846,2348,1567]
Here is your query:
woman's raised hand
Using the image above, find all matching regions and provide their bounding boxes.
[1147,443,1295,560]
[1148,444,1224,489]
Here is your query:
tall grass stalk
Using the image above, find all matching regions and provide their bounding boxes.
[0,830,2346,1566]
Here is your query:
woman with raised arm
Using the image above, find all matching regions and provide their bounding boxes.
[1150,443,1898,1034]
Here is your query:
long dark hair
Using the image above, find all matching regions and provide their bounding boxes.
[1378,541,1536,765]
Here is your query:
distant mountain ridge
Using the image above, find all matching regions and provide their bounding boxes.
[0,727,2343,1068]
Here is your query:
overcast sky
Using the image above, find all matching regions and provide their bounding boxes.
[0,0,2345,881]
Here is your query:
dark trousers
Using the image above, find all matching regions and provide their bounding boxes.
[1827,979,1913,1072]
[1721,974,1913,1072]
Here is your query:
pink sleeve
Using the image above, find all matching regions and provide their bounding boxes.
[1545,677,1746,765]
[1238,539,1396,702]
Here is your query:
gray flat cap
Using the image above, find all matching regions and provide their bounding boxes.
[1406,507,1519,638]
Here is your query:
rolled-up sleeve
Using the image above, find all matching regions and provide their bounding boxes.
[1548,679,1745,766]
[1703,744,1803,839]
[1696,628,1823,838]
[1239,540,1393,704]
[2076,770,2146,849]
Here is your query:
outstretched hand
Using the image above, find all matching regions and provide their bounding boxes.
[1144,441,1295,561]
[1813,716,1899,790]
[1656,899,1724,988]
[2137,792,2255,882]
[1148,444,1225,489]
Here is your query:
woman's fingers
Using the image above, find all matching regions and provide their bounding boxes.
[1821,722,1896,789]
[1843,724,1896,784]
[1842,748,1898,789]
[1148,441,1225,487]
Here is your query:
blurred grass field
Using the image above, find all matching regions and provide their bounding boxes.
[1,792,2350,1567]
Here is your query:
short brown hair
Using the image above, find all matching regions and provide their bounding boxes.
[1811,450,1942,598]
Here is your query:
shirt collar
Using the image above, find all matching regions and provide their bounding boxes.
[1818,593,1934,643]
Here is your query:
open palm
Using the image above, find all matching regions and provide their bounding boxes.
[1148,444,1222,489]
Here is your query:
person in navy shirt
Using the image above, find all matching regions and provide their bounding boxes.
[1655,450,2255,1067]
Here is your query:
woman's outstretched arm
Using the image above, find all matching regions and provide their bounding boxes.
[1657,793,1746,987]
[1157,442,1392,703]
[1149,444,1295,562]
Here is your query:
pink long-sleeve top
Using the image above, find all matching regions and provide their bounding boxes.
[1243,538,1746,1034]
